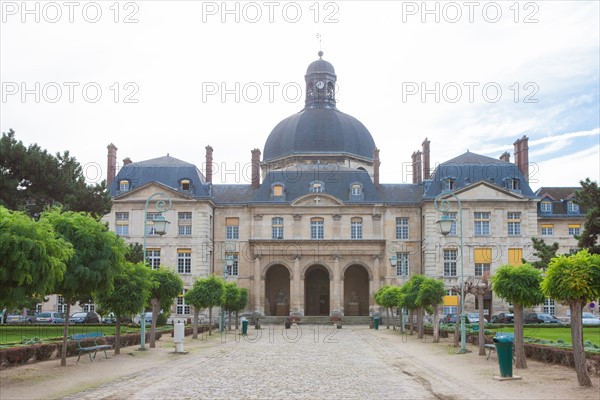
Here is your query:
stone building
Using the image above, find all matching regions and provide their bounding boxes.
[91,53,590,321]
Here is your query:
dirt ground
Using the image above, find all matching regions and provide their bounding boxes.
[0,327,598,400]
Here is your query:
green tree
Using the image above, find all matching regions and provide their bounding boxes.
[464,276,492,356]
[416,278,445,343]
[95,262,152,354]
[527,237,559,269]
[44,209,126,366]
[375,286,401,329]
[185,275,224,336]
[232,287,249,330]
[0,206,72,308]
[125,242,144,263]
[401,275,426,338]
[575,178,600,254]
[541,250,600,386]
[0,130,111,218]
[491,263,544,369]
[148,267,183,347]
[222,282,241,331]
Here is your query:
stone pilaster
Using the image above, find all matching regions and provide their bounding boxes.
[254,257,262,314]
[292,256,301,313]
[332,256,341,312]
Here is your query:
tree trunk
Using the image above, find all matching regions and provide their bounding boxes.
[208,308,213,335]
[192,307,200,339]
[115,317,122,354]
[386,307,390,329]
[410,310,415,334]
[60,303,71,366]
[228,310,233,331]
[235,311,239,330]
[570,301,592,386]
[478,292,486,356]
[150,298,159,348]
[417,307,424,339]
[432,304,440,343]
[513,303,527,369]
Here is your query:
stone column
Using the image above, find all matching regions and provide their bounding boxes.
[332,257,341,312]
[254,257,262,314]
[292,257,301,313]
[370,256,380,313]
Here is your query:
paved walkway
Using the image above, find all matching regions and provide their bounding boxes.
[62,325,444,399]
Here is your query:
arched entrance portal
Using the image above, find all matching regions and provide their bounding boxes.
[304,266,330,316]
[344,265,369,316]
[265,265,290,316]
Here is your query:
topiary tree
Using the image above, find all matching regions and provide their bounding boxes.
[222,282,241,331]
[491,263,544,369]
[541,250,600,386]
[403,275,427,338]
[148,267,183,348]
[185,275,224,336]
[416,277,445,343]
[232,287,249,330]
[95,262,151,354]
[375,286,401,329]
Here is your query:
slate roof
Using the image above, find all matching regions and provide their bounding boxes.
[110,155,211,198]
[423,151,535,199]
[534,187,584,216]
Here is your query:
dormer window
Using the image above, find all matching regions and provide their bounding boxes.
[351,184,362,196]
[443,178,455,191]
[273,184,283,197]
[567,201,579,214]
[540,201,552,213]
[180,179,191,191]
[310,181,324,193]
[506,178,520,190]
[119,180,130,192]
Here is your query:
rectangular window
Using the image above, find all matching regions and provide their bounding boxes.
[176,290,190,315]
[442,212,457,235]
[444,179,455,190]
[508,248,523,266]
[475,263,490,276]
[177,249,192,274]
[225,252,239,276]
[568,224,581,236]
[83,303,95,312]
[178,212,192,236]
[474,248,491,277]
[273,185,283,197]
[541,224,554,236]
[57,296,66,313]
[507,212,521,236]
[146,249,161,270]
[540,201,552,213]
[396,252,409,277]
[507,178,520,190]
[146,212,163,235]
[115,212,129,236]
[474,212,490,236]
[567,202,579,213]
[36,304,43,313]
[272,217,284,239]
[226,217,239,240]
[311,218,324,240]
[443,249,457,277]
[351,218,362,239]
[443,306,458,315]
[395,217,409,239]
[543,298,556,315]
[119,180,129,191]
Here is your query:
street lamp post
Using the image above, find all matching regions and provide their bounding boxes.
[141,192,172,350]
[220,254,235,336]
[389,255,406,334]
[434,191,467,354]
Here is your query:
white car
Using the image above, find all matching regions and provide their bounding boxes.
[581,312,600,325]
[467,313,480,323]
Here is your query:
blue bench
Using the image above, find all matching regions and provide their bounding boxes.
[70,332,112,362]
[486,333,515,360]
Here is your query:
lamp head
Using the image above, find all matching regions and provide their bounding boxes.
[437,215,454,236]
[153,215,170,236]
[389,254,397,267]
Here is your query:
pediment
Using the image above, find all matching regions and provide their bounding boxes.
[291,194,343,206]
[113,182,192,202]
[445,181,526,201]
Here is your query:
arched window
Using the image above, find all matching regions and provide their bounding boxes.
[351,184,362,196]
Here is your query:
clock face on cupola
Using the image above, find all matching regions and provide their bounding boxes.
[304,51,337,108]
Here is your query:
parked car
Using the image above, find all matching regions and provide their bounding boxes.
[491,313,514,324]
[102,313,132,324]
[69,311,101,324]
[581,312,600,325]
[524,312,561,324]
[441,314,470,324]
[133,312,153,325]
[36,311,65,324]
[467,313,481,324]
[6,311,37,324]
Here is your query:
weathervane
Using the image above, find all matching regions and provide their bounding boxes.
[316,33,322,53]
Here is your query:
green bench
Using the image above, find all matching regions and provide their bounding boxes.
[70,332,112,362]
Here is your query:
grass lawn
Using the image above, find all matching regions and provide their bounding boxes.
[0,325,140,345]
[491,326,600,346]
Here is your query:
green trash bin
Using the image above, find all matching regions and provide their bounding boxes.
[241,319,248,336]
[374,316,380,330]
[493,334,514,377]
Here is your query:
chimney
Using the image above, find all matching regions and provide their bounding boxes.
[251,148,261,189]
[107,143,117,188]
[123,157,132,165]
[205,145,213,183]
[513,135,529,181]
[499,152,510,162]
[412,151,422,184]
[373,148,381,186]
[422,138,431,180]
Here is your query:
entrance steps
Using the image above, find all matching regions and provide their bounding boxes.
[257,316,373,325]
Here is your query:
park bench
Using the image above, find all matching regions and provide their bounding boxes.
[486,333,515,360]
[70,332,112,362]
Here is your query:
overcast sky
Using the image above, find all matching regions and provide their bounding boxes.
[1,1,599,190]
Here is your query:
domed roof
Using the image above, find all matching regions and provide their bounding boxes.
[306,50,336,75]
[263,107,376,161]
